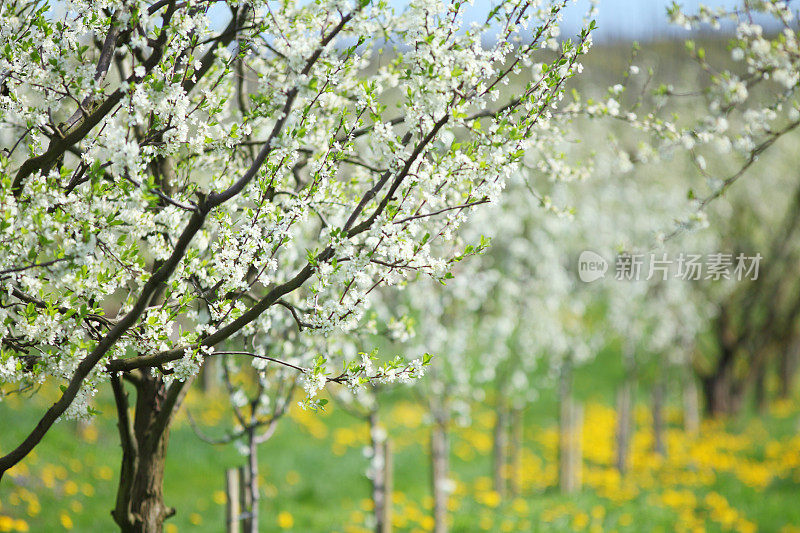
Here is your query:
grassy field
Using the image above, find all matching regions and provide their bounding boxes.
[2,33,798,533]
[2,348,800,533]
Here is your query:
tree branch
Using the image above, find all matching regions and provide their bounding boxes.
[0,9,362,478]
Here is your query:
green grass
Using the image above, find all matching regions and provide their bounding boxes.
[2,346,800,532]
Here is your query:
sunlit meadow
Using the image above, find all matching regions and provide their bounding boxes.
[3,1,800,532]
[2,352,800,532]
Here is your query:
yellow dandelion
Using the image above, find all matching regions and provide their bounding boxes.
[360,499,374,511]
[572,512,590,530]
[80,483,95,497]
[277,511,294,529]
[476,490,500,508]
[63,481,79,496]
[81,425,98,443]
[26,500,41,517]
[95,466,113,481]
[512,498,529,514]
[59,511,73,530]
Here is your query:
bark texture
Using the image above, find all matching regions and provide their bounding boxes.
[492,401,507,498]
[431,420,449,533]
[652,377,666,456]
[615,378,632,476]
[111,373,191,532]
[508,405,524,497]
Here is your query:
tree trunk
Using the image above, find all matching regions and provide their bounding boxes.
[559,359,581,493]
[248,433,259,533]
[703,322,740,417]
[683,369,700,435]
[431,419,449,533]
[224,435,259,533]
[239,429,259,533]
[779,338,800,399]
[226,469,240,533]
[615,377,632,476]
[701,369,735,417]
[369,411,391,533]
[111,373,191,532]
[558,360,571,493]
[753,360,767,413]
[238,466,250,532]
[508,405,523,497]
[571,402,583,492]
[491,401,507,498]
[382,440,393,533]
[652,377,665,456]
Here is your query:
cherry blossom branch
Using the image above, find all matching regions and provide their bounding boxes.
[60,17,121,133]
[0,8,360,480]
[10,0,178,197]
[212,351,308,374]
[392,199,489,225]
[275,299,313,331]
[0,257,70,276]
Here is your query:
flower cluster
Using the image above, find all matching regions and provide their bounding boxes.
[0,0,594,468]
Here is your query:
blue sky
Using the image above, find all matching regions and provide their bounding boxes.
[560,0,738,40]
[204,1,747,42]
[388,1,742,41]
